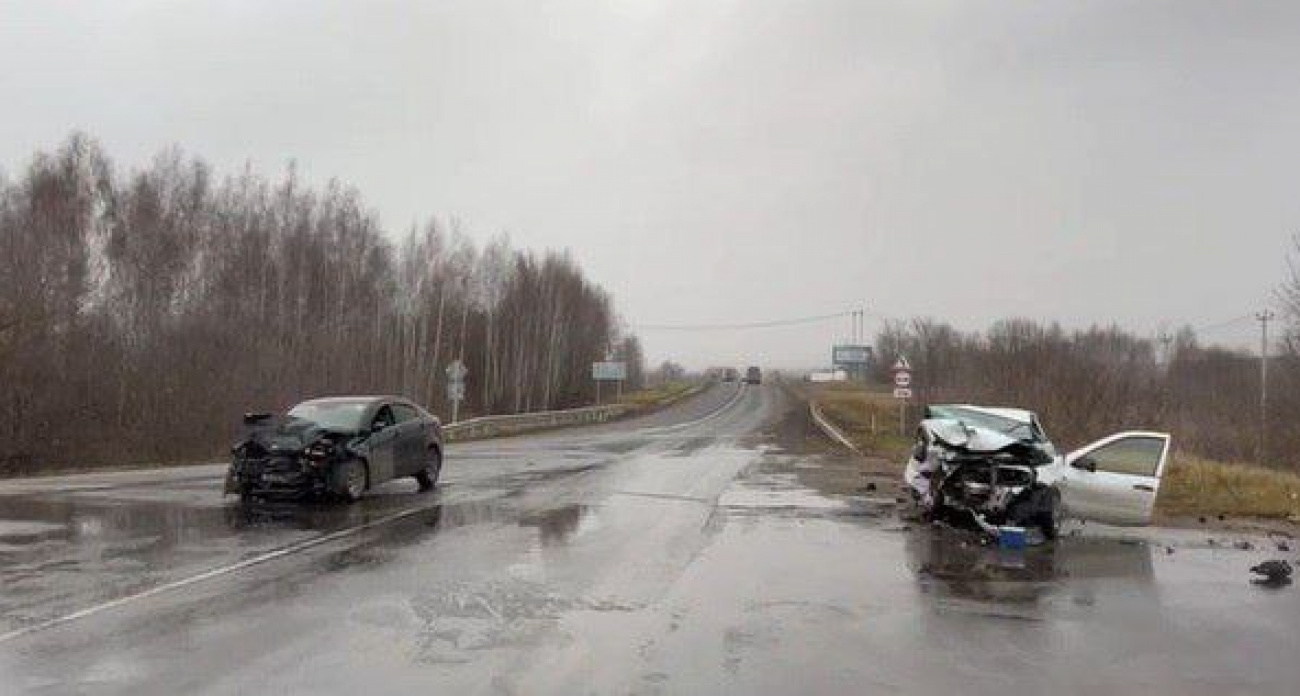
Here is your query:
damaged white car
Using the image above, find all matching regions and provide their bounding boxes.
[904,405,1171,540]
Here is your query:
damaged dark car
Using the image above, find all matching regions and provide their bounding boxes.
[224,396,444,502]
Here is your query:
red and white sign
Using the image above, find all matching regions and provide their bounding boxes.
[892,355,912,399]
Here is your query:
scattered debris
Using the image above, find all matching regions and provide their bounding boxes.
[1198,516,1208,524]
[865,482,877,492]
[1250,560,1293,587]
[1278,541,1292,553]
[1217,514,1227,522]
[1165,545,1176,555]
[1234,540,1255,551]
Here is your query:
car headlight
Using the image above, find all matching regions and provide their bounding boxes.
[303,443,334,461]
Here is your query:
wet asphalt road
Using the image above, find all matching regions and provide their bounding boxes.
[1,383,1299,695]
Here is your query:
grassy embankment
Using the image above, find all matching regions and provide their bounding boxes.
[803,382,916,462]
[802,382,1300,522]
[619,381,697,408]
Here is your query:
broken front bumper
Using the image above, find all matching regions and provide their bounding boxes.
[226,456,329,498]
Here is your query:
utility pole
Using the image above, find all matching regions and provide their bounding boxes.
[1256,310,1275,467]
[1156,330,1173,369]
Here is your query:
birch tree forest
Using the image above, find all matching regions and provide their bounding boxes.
[0,135,642,473]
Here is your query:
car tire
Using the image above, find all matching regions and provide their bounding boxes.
[1034,488,1062,540]
[334,459,367,502]
[415,446,441,492]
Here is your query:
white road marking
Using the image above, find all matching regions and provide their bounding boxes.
[0,385,752,644]
[634,383,747,435]
[0,504,434,644]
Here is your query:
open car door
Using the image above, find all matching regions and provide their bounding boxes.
[1058,431,1171,526]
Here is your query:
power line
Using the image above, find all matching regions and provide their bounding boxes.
[636,310,856,332]
[1192,313,1255,335]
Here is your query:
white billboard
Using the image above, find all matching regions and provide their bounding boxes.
[592,361,627,381]
[832,345,872,365]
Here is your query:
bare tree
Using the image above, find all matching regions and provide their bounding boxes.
[0,135,640,474]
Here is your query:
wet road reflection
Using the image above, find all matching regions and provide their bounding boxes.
[519,504,596,546]
[2,384,1297,695]
[904,525,1156,607]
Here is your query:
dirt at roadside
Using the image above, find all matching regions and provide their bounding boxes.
[759,388,903,501]
[777,382,1300,539]
[1157,513,1298,539]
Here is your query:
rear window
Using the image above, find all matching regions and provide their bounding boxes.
[392,403,421,423]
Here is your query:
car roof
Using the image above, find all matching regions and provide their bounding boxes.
[294,396,422,413]
[929,403,1037,425]
[298,396,393,405]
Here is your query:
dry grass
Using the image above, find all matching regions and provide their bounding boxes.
[801,381,1300,522]
[802,382,915,462]
[620,381,696,408]
[1157,455,1300,520]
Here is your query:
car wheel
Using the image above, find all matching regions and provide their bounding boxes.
[1035,488,1062,540]
[415,446,442,492]
[334,459,367,502]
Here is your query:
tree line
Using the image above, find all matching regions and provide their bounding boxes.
[0,134,643,473]
[874,245,1300,471]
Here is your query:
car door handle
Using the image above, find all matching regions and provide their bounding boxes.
[1133,484,1155,493]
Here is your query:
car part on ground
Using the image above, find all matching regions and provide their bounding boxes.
[1250,560,1293,587]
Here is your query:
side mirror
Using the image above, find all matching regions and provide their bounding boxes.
[1072,455,1097,473]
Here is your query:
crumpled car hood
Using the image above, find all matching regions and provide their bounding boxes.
[921,418,1054,465]
[924,418,1020,452]
[241,416,354,454]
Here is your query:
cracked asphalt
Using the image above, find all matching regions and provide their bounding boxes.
[1,383,1298,695]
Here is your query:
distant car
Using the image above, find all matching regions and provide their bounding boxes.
[224,396,444,502]
[903,404,1171,539]
[744,366,762,384]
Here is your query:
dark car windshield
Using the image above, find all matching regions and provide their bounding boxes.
[287,400,371,431]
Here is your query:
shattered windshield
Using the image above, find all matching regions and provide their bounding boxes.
[929,406,1039,442]
[287,400,370,432]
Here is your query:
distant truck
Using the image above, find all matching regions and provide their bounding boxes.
[744,366,762,384]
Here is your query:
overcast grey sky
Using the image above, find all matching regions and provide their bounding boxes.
[3,1,1297,368]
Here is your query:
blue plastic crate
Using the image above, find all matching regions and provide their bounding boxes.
[998,526,1028,549]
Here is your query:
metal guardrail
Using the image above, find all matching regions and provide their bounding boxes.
[808,400,863,456]
[440,384,705,442]
[442,403,635,442]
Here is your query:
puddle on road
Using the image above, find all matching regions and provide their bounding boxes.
[718,464,895,524]
[663,436,716,458]
[518,504,598,546]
